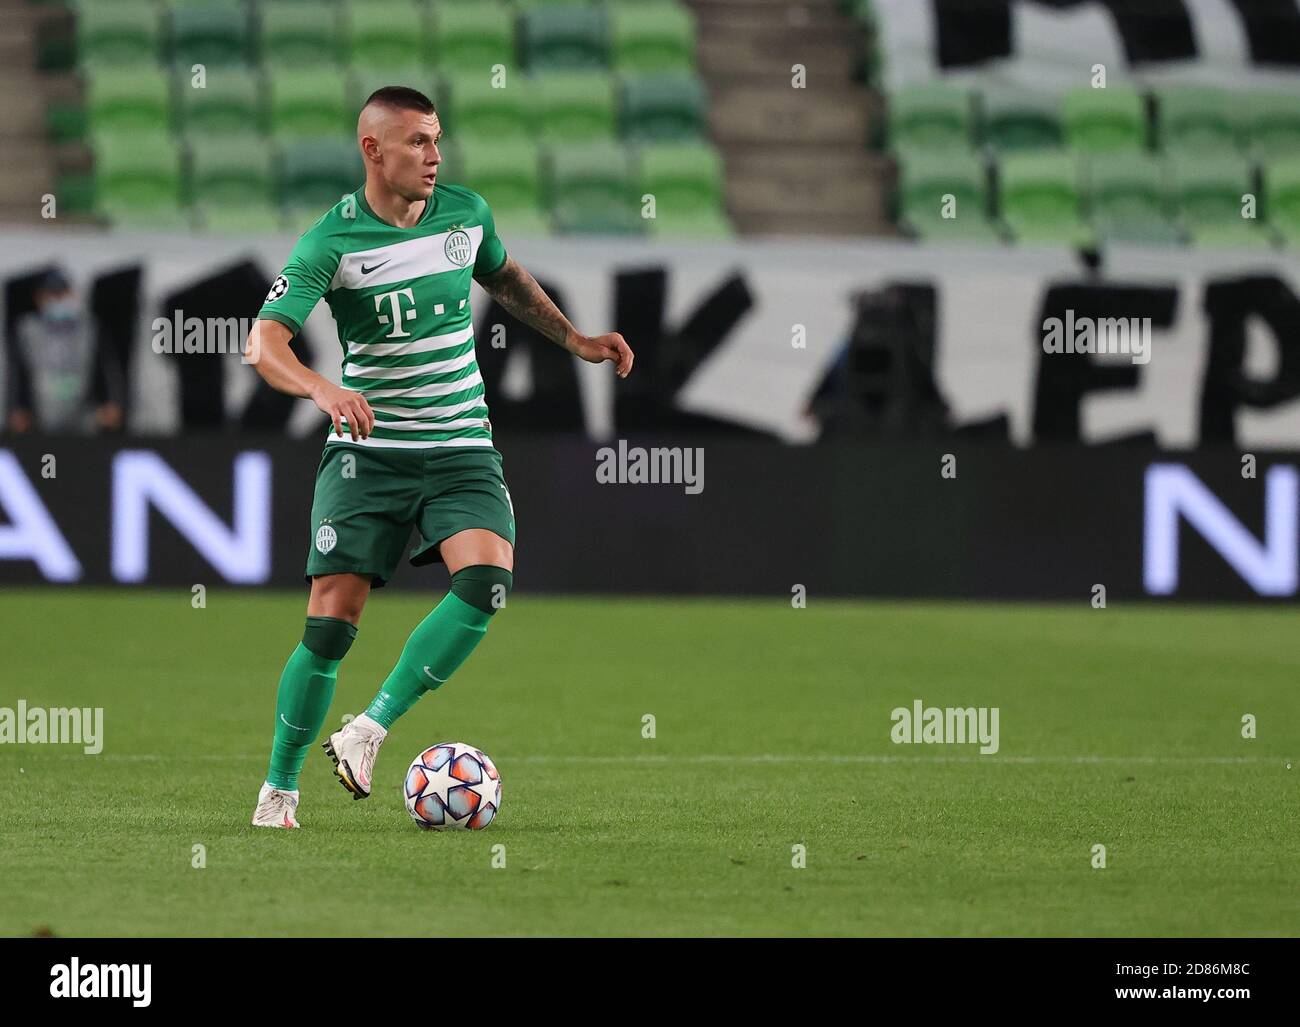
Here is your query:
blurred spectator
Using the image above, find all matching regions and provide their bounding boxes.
[6,269,122,434]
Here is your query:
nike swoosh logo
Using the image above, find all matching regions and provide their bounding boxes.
[360,260,391,275]
[280,713,310,732]
[422,666,446,683]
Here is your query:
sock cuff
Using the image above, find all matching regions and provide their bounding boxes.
[450,564,513,615]
[303,616,358,660]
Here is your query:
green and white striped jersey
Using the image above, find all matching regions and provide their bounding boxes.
[258,183,508,450]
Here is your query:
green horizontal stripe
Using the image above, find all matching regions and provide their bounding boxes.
[343,359,480,391]
[368,383,486,409]
[346,338,476,369]
[373,404,489,425]
[367,425,493,442]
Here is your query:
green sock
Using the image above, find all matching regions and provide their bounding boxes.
[364,565,512,730]
[265,616,357,790]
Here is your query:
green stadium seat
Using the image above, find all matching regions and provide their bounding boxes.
[1062,86,1146,153]
[169,2,253,69]
[174,66,263,137]
[981,87,1063,151]
[638,141,731,238]
[620,72,707,141]
[609,3,695,74]
[86,68,173,135]
[268,69,352,139]
[443,78,528,140]
[1157,86,1241,154]
[352,68,441,109]
[897,149,1001,242]
[280,136,364,210]
[1264,157,1300,244]
[263,1,344,67]
[93,132,189,228]
[430,4,516,76]
[345,1,430,69]
[451,136,550,235]
[519,5,607,72]
[1246,92,1300,159]
[530,72,617,142]
[998,151,1089,245]
[197,201,286,234]
[188,136,276,208]
[76,1,163,68]
[548,141,645,235]
[889,83,973,152]
[1084,153,1180,245]
[1172,154,1271,247]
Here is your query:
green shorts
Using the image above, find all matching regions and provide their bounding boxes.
[304,443,516,588]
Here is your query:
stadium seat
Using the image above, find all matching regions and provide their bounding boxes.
[188,136,276,209]
[1156,86,1240,154]
[519,5,608,72]
[1084,153,1180,245]
[1061,86,1146,153]
[1171,155,1271,247]
[609,3,695,74]
[620,72,707,141]
[888,83,973,152]
[174,66,264,137]
[93,132,189,228]
[197,200,286,234]
[168,2,253,69]
[451,136,550,235]
[998,151,1089,245]
[548,141,645,235]
[279,136,364,211]
[1246,92,1300,159]
[981,87,1063,151]
[262,1,344,67]
[76,1,163,68]
[268,69,352,139]
[85,68,173,135]
[1264,157,1300,244]
[897,149,1001,242]
[430,4,517,76]
[443,78,528,141]
[345,1,430,69]
[352,68,441,109]
[638,141,732,238]
[530,73,617,142]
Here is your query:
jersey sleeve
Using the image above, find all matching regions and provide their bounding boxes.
[472,193,508,277]
[257,226,338,335]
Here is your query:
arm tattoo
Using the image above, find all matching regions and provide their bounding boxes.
[475,257,575,349]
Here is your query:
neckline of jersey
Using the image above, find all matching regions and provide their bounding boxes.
[354,185,437,229]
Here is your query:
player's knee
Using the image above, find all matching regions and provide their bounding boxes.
[302,615,358,661]
[450,564,513,617]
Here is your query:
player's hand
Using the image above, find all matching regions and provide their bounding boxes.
[567,330,634,378]
[311,382,375,441]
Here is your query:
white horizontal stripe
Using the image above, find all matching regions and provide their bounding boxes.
[370,417,489,432]
[372,396,488,419]
[330,224,484,290]
[347,325,473,358]
[325,435,495,450]
[344,347,477,381]
[358,369,483,399]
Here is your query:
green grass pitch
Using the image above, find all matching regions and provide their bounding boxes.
[1,590,1297,937]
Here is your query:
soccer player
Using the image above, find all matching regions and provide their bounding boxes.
[248,87,633,828]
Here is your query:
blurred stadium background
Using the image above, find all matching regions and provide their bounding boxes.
[1,0,1299,937]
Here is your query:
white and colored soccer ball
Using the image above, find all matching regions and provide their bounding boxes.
[404,742,501,830]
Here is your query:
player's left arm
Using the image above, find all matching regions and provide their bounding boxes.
[474,257,634,379]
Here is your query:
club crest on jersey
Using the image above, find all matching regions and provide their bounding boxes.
[265,275,290,303]
[315,524,337,555]
[444,230,473,267]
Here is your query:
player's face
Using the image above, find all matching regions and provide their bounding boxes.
[383,111,442,201]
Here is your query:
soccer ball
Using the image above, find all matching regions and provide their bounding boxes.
[403,742,501,830]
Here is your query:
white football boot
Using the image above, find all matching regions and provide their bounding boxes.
[322,714,387,800]
[251,782,300,828]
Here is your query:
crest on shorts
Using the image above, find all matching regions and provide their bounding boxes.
[444,230,472,267]
[315,524,337,554]
[265,275,290,303]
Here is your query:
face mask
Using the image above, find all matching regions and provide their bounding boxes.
[42,298,79,322]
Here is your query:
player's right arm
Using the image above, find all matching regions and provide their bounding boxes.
[247,222,375,441]
[245,319,374,441]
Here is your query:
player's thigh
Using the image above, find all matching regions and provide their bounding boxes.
[413,449,516,573]
[307,572,372,623]
[305,444,423,590]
